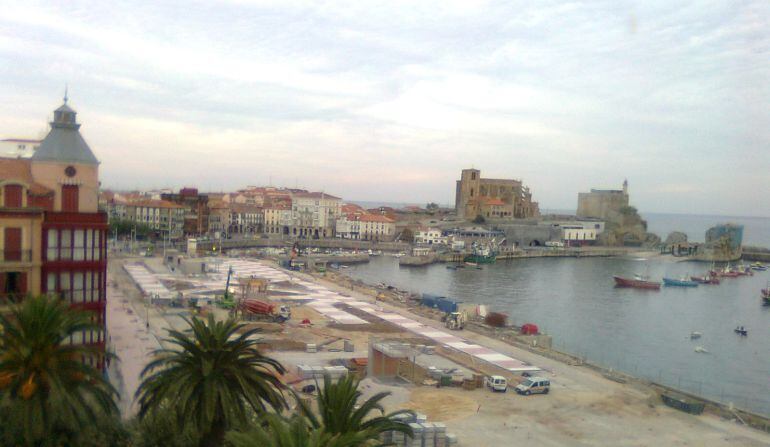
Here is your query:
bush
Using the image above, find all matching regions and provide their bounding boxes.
[485,312,507,327]
[472,215,486,224]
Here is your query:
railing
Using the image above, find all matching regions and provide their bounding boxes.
[1,249,32,262]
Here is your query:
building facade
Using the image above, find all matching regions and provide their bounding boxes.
[228,204,263,234]
[455,168,539,220]
[124,199,185,239]
[290,192,341,238]
[0,138,42,158]
[414,227,445,245]
[576,180,629,220]
[1,97,108,367]
[161,187,210,236]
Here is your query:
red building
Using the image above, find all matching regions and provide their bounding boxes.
[0,96,107,367]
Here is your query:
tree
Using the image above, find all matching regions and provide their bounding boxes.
[136,315,287,447]
[472,214,486,224]
[228,376,413,447]
[109,218,153,239]
[301,375,414,443]
[399,228,414,243]
[226,413,369,447]
[425,203,439,212]
[0,295,119,446]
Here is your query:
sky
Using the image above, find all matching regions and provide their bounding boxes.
[0,1,768,216]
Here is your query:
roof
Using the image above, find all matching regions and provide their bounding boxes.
[293,191,341,200]
[0,157,33,183]
[230,204,263,213]
[0,158,53,195]
[32,102,99,165]
[358,214,394,223]
[126,199,185,209]
[1,138,42,144]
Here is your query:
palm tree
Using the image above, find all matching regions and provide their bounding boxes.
[301,374,413,443]
[0,295,118,445]
[136,314,287,447]
[226,413,370,447]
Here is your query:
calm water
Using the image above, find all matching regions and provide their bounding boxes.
[347,256,770,416]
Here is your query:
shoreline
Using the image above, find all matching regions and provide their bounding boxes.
[309,267,770,434]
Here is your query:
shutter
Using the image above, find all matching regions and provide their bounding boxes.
[19,272,27,294]
[4,228,22,261]
[4,185,23,207]
[62,185,79,212]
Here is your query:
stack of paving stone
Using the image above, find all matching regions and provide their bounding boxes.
[380,414,452,447]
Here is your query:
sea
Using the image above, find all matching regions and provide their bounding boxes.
[344,213,770,416]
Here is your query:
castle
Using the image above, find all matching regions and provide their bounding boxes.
[576,180,629,220]
[454,168,539,220]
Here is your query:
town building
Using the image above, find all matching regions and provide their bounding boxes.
[335,213,396,241]
[290,192,341,238]
[264,203,293,236]
[228,204,263,234]
[207,200,230,236]
[414,227,446,245]
[335,214,360,239]
[124,199,185,239]
[0,138,42,158]
[0,96,108,367]
[161,187,210,236]
[577,180,629,220]
[455,168,539,220]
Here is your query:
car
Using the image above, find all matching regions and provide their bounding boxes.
[515,377,550,395]
[484,375,508,392]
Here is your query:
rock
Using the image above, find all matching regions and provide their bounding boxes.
[665,231,688,246]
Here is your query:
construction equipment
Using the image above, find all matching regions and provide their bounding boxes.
[445,311,466,330]
[241,299,291,323]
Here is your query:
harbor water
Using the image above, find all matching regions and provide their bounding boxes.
[347,255,770,416]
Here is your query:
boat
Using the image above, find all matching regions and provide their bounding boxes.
[751,262,768,271]
[694,346,709,354]
[463,241,497,264]
[734,326,748,336]
[690,275,720,285]
[663,277,699,287]
[613,275,661,290]
[762,284,770,305]
[690,331,702,339]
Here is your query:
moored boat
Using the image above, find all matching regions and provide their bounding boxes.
[751,262,768,271]
[663,277,699,287]
[690,275,720,285]
[613,275,661,290]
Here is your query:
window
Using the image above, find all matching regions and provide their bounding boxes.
[47,273,56,293]
[61,185,79,212]
[3,227,22,261]
[47,229,59,260]
[4,184,23,207]
[73,272,85,302]
[74,230,85,261]
[60,271,71,301]
[60,230,72,260]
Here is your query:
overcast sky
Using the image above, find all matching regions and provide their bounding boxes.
[1,1,768,216]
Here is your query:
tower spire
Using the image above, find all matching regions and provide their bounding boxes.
[64,84,69,104]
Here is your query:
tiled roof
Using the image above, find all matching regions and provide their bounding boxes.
[293,191,341,200]
[127,199,186,209]
[358,214,394,223]
[0,157,33,183]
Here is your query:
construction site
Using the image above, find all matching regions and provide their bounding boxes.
[107,253,770,446]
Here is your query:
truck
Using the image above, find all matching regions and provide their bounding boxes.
[241,299,291,323]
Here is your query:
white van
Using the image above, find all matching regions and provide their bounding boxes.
[515,377,550,395]
[485,375,508,392]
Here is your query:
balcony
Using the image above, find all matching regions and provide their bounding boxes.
[1,250,32,263]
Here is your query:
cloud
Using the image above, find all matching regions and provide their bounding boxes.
[0,0,768,216]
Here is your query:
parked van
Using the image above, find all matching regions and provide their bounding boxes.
[515,377,550,395]
[485,375,508,392]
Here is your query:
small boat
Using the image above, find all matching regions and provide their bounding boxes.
[690,275,720,285]
[663,277,699,287]
[751,262,768,271]
[694,346,709,354]
[690,331,702,339]
[762,285,770,305]
[613,275,661,290]
[734,327,748,336]
[446,265,457,270]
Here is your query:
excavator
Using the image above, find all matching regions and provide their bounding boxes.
[445,311,467,330]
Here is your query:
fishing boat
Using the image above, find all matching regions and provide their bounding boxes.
[762,284,770,305]
[734,326,748,336]
[663,277,699,287]
[751,262,768,271]
[463,241,497,264]
[613,275,661,290]
[690,275,720,285]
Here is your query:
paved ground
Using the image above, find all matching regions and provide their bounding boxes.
[109,255,770,445]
